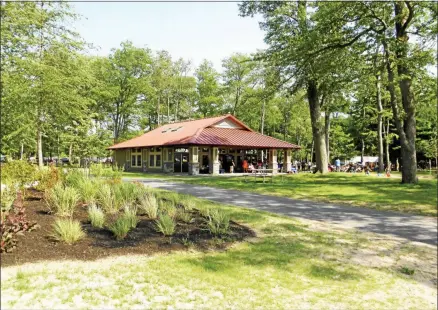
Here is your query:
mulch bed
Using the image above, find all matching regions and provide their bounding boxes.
[1,189,255,267]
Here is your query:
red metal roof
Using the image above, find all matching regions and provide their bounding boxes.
[108,114,300,150]
[191,128,300,149]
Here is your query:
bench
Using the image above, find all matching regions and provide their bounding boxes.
[243,168,276,183]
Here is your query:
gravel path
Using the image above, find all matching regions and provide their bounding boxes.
[127,178,437,246]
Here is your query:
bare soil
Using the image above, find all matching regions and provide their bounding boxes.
[1,189,255,267]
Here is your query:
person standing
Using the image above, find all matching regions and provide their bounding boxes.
[242,158,248,173]
[230,159,235,173]
[335,158,341,172]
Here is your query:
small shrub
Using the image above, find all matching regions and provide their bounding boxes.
[1,184,18,215]
[35,166,61,191]
[52,218,85,244]
[88,204,105,228]
[139,193,159,219]
[45,184,80,217]
[205,209,230,236]
[160,201,177,218]
[89,163,105,178]
[1,160,37,190]
[122,206,139,228]
[155,214,176,236]
[1,194,38,253]
[176,209,193,223]
[97,184,118,214]
[109,217,132,240]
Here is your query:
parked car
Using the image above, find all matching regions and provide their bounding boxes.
[61,157,70,164]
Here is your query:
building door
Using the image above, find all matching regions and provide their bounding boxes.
[174,151,189,173]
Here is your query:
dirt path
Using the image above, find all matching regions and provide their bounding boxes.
[127,178,437,246]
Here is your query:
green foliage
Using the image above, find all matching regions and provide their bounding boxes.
[139,193,159,219]
[0,161,36,188]
[400,267,415,276]
[64,170,87,188]
[45,184,80,217]
[154,214,176,236]
[87,204,105,228]
[205,209,230,236]
[109,216,132,240]
[51,218,85,244]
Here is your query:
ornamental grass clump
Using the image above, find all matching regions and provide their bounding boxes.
[139,193,159,219]
[205,209,230,236]
[88,204,105,228]
[176,209,193,224]
[109,216,132,240]
[122,206,139,229]
[113,182,141,209]
[77,179,99,205]
[64,170,87,188]
[52,218,85,244]
[160,201,177,219]
[45,184,80,217]
[181,198,196,211]
[155,214,176,236]
[97,183,118,214]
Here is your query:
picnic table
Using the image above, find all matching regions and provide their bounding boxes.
[243,168,276,183]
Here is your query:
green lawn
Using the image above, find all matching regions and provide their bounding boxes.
[2,193,436,309]
[123,172,438,216]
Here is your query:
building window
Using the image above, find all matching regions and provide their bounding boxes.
[149,147,162,168]
[131,148,142,167]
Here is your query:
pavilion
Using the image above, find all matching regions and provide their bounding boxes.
[108,114,300,175]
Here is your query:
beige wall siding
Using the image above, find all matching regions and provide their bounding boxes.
[114,150,126,168]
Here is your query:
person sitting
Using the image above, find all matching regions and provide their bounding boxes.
[248,163,255,172]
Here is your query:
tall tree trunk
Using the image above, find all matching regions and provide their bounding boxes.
[361,138,365,165]
[376,74,384,173]
[156,97,161,126]
[37,128,43,168]
[383,118,391,171]
[20,143,24,160]
[260,99,266,162]
[307,80,328,173]
[167,94,170,123]
[260,99,266,135]
[393,2,417,183]
[310,139,314,163]
[324,111,330,164]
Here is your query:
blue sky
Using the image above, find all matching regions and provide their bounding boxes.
[72,2,266,72]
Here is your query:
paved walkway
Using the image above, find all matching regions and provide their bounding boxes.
[127,178,437,246]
